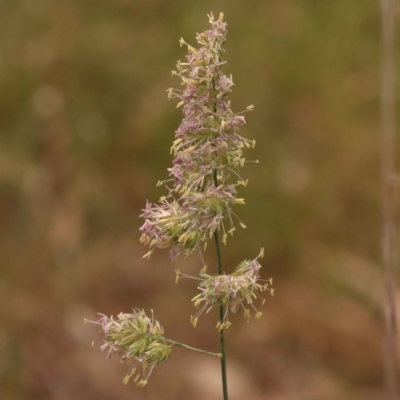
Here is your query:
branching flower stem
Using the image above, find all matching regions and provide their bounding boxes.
[170,340,221,358]
[142,333,221,358]
[213,169,229,400]
[127,331,221,358]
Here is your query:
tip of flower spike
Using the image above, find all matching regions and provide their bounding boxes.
[246,104,255,111]
[218,12,224,22]
[259,248,265,258]
[179,37,185,47]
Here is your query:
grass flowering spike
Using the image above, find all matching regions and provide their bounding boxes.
[87,13,274,396]
[140,12,255,260]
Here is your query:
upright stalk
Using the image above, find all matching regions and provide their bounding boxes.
[213,170,229,400]
[380,0,398,398]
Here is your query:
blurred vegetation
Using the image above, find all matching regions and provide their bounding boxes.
[0,0,397,399]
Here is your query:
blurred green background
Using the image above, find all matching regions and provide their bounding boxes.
[1,0,397,399]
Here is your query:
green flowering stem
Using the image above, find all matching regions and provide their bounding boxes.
[170,341,222,358]
[213,170,229,400]
[155,338,221,358]
[139,334,218,357]
[127,332,221,359]
[124,331,221,358]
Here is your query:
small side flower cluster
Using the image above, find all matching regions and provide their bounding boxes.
[140,12,255,260]
[86,310,172,387]
[176,249,274,330]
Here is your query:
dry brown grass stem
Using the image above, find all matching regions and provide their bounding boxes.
[380,0,399,398]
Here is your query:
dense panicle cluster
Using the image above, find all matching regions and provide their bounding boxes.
[88,310,172,387]
[176,249,274,330]
[140,12,255,259]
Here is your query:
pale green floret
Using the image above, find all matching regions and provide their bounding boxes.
[235,198,245,205]
[217,320,232,331]
[190,315,199,328]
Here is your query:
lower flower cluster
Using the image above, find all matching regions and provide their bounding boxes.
[87,310,172,387]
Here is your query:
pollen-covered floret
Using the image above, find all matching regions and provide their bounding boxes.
[176,248,274,330]
[87,310,172,387]
[140,12,256,259]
